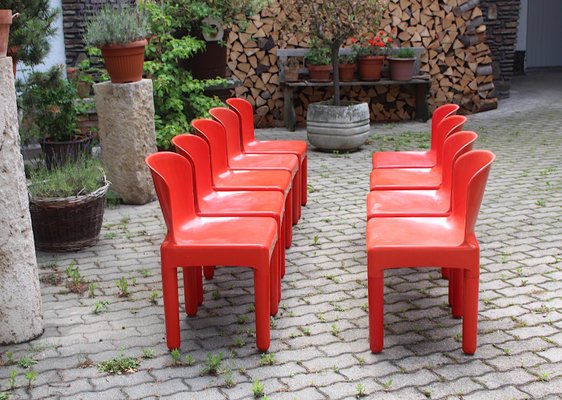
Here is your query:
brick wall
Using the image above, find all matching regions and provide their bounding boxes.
[480,0,521,98]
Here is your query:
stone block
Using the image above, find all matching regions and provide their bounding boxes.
[94,79,157,204]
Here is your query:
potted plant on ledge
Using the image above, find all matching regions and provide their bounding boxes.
[304,45,332,82]
[388,47,416,81]
[290,0,386,152]
[84,1,150,83]
[352,30,394,81]
[338,54,356,82]
[18,65,92,169]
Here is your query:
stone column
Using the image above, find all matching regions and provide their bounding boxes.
[94,79,157,204]
[0,57,44,344]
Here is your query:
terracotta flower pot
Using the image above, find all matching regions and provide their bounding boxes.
[0,10,13,58]
[100,39,147,83]
[388,57,416,81]
[358,56,384,81]
[308,65,332,82]
[6,46,18,77]
[338,63,356,82]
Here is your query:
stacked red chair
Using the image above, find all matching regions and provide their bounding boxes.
[227,98,308,212]
[145,152,280,352]
[209,107,301,226]
[367,105,496,354]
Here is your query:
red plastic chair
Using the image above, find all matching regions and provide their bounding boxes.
[372,104,460,169]
[145,152,279,351]
[172,133,287,297]
[370,124,473,191]
[366,150,496,354]
[226,97,308,206]
[209,107,301,225]
[367,131,478,219]
[189,119,294,250]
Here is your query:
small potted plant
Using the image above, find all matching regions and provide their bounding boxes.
[304,46,332,82]
[352,30,394,81]
[28,157,110,252]
[283,57,300,82]
[18,65,92,169]
[338,54,356,82]
[388,47,416,81]
[84,1,150,83]
[67,59,95,98]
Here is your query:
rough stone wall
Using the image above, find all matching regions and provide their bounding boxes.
[479,0,521,98]
[0,57,44,344]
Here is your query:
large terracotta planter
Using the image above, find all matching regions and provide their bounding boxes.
[358,56,384,81]
[100,39,147,83]
[306,101,370,152]
[308,65,332,82]
[388,57,416,81]
[338,63,356,82]
[0,10,13,58]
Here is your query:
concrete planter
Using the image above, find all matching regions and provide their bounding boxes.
[306,101,370,152]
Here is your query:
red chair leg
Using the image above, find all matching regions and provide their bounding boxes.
[285,190,293,249]
[463,271,479,355]
[270,243,279,317]
[442,268,450,279]
[254,265,271,352]
[292,174,299,225]
[195,266,203,305]
[203,266,215,280]
[301,157,308,206]
[368,272,384,353]
[161,264,180,350]
[451,269,463,319]
[184,268,199,317]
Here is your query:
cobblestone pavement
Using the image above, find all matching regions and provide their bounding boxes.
[1,70,561,399]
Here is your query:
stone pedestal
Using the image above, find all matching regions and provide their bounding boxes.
[0,57,44,344]
[94,79,157,204]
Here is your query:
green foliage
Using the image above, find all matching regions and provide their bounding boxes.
[4,0,58,66]
[84,3,151,47]
[396,47,415,59]
[27,158,105,198]
[23,370,38,388]
[92,300,110,314]
[115,277,130,297]
[339,54,356,64]
[8,370,17,390]
[98,353,139,375]
[17,66,78,142]
[142,348,155,359]
[175,0,265,31]
[258,353,275,366]
[65,264,82,287]
[201,352,223,376]
[17,357,37,369]
[252,379,265,398]
[305,47,331,66]
[143,2,224,149]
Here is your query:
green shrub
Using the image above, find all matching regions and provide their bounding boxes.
[305,47,331,66]
[28,158,105,198]
[396,47,415,59]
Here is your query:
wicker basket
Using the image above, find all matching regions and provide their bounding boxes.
[29,179,110,252]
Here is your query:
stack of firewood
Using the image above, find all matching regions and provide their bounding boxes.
[227,0,497,127]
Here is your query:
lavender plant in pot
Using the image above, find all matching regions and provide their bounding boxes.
[84,1,151,83]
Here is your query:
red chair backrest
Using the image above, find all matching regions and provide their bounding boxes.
[431,104,460,145]
[440,131,478,193]
[172,134,215,201]
[209,107,245,158]
[145,152,197,238]
[450,150,496,237]
[435,115,467,165]
[226,97,256,147]
[191,119,231,175]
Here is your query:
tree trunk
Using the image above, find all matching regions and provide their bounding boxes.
[0,57,44,345]
[332,42,341,106]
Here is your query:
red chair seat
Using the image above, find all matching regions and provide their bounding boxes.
[367,189,449,218]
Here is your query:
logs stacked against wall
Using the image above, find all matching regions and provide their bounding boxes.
[227,0,497,127]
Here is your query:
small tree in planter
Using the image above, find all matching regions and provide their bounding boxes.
[84,1,151,83]
[291,0,386,106]
[18,65,91,168]
[289,0,387,151]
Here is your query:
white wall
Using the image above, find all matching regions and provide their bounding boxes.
[16,0,66,79]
